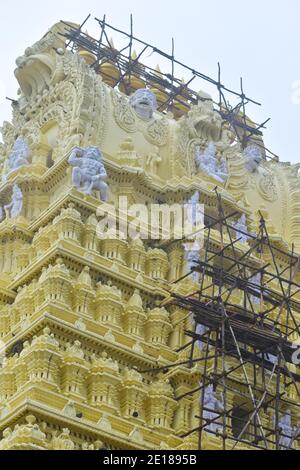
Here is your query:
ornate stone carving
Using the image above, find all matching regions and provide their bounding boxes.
[112,88,168,146]
[68,146,108,201]
[111,89,136,132]
[243,145,262,173]
[256,167,278,202]
[195,142,228,184]
[146,117,169,147]
[51,428,75,450]
[3,137,29,182]
[129,88,157,120]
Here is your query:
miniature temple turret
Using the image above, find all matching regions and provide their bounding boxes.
[95,282,123,327]
[123,289,147,337]
[87,352,121,414]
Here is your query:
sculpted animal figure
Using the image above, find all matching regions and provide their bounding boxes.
[68,146,108,202]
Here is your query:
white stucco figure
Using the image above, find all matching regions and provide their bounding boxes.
[195,143,228,184]
[195,321,207,351]
[233,214,249,244]
[4,184,23,218]
[3,137,29,182]
[184,192,203,281]
[186,191,202,226]
[250,272,262,305]
[184,238,201,282]
[202,384,223,433]
[244,145,262,173]
[277,411,293,450]
[68,146,108,201]
[0,207,4,223]
[130,88,157,120]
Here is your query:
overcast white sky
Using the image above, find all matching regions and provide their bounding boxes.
[0,0,299,163]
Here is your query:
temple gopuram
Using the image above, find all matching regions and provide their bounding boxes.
[0,18,299,451]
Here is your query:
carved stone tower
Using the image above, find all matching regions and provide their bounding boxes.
[0,20,299,451]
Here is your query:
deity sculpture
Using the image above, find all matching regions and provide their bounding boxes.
[277,411,294,450]
[195,321,207,351]
[249,272,262,305]
[4,184,23,218]
[233,214,249,244]
[68,146,108,201]
[195,143,228,184]
[244,145,262,173]
[130,88,157,120]
[183,239,201,283]
[186,191,202,227]
[202,384,223,433]
[3,137,29,182]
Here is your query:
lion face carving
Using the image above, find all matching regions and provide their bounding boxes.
[129,89,157,120]
[14,22,75,102]
[244,145,263,173]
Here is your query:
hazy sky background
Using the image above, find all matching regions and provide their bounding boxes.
[0,0,299,162]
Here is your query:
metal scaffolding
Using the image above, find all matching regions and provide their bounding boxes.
[59,15,277,160]
[59,15,299,449]
[156,191,300,450]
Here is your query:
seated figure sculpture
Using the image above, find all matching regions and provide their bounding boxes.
[68,146,108,202]
[195,142,228,184]
[130,88,157,120]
